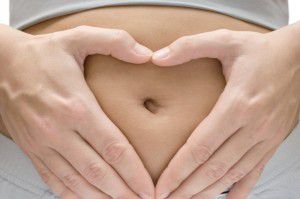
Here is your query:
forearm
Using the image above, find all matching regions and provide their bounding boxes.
[284,21,300,67]
[0,25,31,137]
[289,21,300,46]
[0,116,8,137]
[0,25,29,98]
[0,24,32,64]
[267,21,300,102]
[269,21,300,70]
[285,22,300,101]
[0,25,16,137]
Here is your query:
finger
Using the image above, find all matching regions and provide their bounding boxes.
[57,72,154,197]
[75,91,155,199]
[28,153,80,199]
[62,26,152,64]
[152,29,237,66]
[167,128,263,199]
[48,132,141,199]
[226,147,278,199]
[156,90,240,199]
[195,111,290,199]
[191,143,274,199]
[37,147,111,199]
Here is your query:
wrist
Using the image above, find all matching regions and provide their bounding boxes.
[265,22,300,102]
[0,115,9,138]
[271,21,300,70]
[281,22,300,99]
[0,24,32,64]
[287,22,300,67]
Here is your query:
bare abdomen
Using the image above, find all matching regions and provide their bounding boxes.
[24,5,269,183]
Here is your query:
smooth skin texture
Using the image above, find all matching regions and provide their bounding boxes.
[0,24,155,199]
[21,7,269,186]
[1,7,271,199]
[152,22,300,199]
[1,6,299,199]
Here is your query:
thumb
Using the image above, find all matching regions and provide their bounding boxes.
[61,26,153,64]
[152,29,236,66]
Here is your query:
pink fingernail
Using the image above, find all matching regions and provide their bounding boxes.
[153,48,170,60]
[157,192,170,199]
[140,193,153,199]
[134,44,153,56]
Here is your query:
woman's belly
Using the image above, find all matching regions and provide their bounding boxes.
[22,6,269,183]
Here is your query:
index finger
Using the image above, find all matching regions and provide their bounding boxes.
[60,26,153,64]
[73,84,155,199]
[152,29,238,66]
[155,90,240,198]
[227,147,277,199]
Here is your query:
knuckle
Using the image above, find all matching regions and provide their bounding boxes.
[228,91,252,118]
[255,164,266,175]
[229,89,267,123]
[205,161,228,180]
[34,117,60,144]
[225,169,245,184]
[175,36,195,51]
[111,29,131,44]
[215,29,245,52]
[102,141,128,164]
[61,97,88,120]
[39,170,50,184]
[190,144,212,165]
[62,173,82,190]
[72,25,90,35]
[233,94,250,112]
[248,96,266,113]
[35,117,52,132]
[69,99,87,116]
[216,29,233,42]
[83,162,107,184]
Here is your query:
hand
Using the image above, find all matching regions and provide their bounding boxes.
[152,23,300,199]
[0,25,154,199]
[0,113,7,135]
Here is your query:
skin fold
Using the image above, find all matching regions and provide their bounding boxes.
[21,6,269,183]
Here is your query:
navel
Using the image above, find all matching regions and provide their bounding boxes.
[143,98,160,114]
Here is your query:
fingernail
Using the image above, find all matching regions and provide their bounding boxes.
[139,193,152,199]
[157,192,170,199]
[134,44,153,56]
[153,47,170,60]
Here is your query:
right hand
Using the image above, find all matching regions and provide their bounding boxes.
[0,25,154,199]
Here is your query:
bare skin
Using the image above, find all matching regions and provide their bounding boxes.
[152,19,300,199]
[2,6,298,199]
[22,6,269,183]
[0,24,154,199]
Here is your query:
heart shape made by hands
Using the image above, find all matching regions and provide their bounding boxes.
[85,46,226,183]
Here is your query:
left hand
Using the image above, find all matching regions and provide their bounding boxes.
[152,23,300,199]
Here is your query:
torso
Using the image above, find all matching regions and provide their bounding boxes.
[3,6,269,182]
